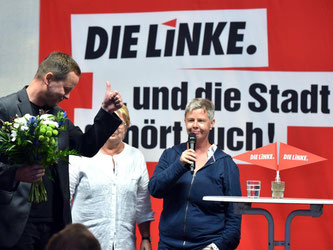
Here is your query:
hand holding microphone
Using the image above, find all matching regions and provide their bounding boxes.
[180,133,197,174]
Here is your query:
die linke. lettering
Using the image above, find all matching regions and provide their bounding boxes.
[283,154,308,161]
[250,154,274,160]
[84,21,255,59]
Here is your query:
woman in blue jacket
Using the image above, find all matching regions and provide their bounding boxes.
[149,98,241,250]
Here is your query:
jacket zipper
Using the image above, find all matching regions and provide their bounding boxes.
[182,156,216,247]
[183,172,196,246]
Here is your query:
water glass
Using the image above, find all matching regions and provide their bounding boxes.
[247,180,261,198]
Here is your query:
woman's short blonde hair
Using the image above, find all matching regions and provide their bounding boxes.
[115,104,131,127]
[185,98,215,121]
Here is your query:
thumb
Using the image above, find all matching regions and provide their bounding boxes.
[105,81,111,92]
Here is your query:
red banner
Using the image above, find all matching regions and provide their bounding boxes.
[39,1,333,249]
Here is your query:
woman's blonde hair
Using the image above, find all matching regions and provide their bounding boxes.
[115,104,131,127]
[185,98,215,121]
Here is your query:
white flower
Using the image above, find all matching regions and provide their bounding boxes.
[40,114,54,120]
[13,117,29,131]
[13,117,27,126]
[13,114,35,131]
[23,114,33,120]
[41,120,59,127]
[10,130,17,142]
[20,125,29,131]
[39,114,59,127]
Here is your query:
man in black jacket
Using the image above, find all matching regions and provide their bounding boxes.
[0,52,123,250]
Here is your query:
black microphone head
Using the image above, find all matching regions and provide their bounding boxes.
[188,132,196,143]
[188,133,196,150]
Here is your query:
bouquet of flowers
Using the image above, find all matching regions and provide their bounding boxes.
[0,111,78,203]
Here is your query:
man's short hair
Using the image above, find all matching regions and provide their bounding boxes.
[46,223,101,250]
[35,52,81,81]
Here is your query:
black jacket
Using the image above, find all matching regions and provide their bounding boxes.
[0,87,121,248]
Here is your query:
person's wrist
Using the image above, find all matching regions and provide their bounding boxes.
[142,236,151,243]
[101,102,112,113]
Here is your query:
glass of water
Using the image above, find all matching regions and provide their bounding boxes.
[247,180,261,198]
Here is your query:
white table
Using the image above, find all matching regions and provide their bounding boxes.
[203,196,333,250]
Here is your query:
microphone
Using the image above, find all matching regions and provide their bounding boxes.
[188,133,196,174]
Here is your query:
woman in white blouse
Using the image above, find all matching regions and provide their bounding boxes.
[69,105,154,250]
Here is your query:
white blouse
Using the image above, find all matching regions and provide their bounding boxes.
[69,143,154,250]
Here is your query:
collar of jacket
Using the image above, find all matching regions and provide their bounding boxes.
[17,87,63,116]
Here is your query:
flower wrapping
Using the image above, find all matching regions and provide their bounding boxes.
[0,111,79,203]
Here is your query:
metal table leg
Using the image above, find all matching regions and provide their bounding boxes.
[233,202,324,250]
[284,204,323,250]
[234,202,275,250]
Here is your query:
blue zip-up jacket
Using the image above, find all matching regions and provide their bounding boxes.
[149,143,241,250]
